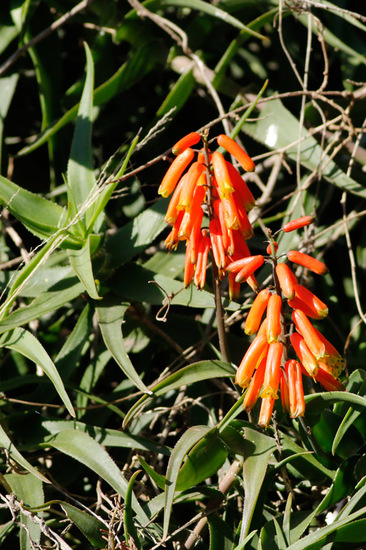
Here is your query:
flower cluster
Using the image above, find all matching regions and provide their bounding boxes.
[158,132,257,300]
[236,217,345,427]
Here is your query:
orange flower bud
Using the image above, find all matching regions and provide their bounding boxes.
[220,194,241,231]
[209,218,227,270]
[312,327,343,377]
[245,288,271,336]
[276,263,298,300]
[290,332,318,377]
[266,241,278,255]
[217,134,255,172]
[226,162,256,211]
[292,309,326,360]
[194,230,211,289]
[235,255,264,283]
[287,250,328,276]
[315,363,345,391]
[178,185,205,239]
[289,284,328,319]
[165,210,184,250]
[243,356,266,412]
[235,333,269,388]
[158,148,195,197]
[172,132,201,155]
[266,293,282,343]
[164,173,188,225]
[184,239,195,288]
[177,162,205,212]
[282,215,314,233]
[261,341,283,399]
[258,396,275,428]
[280,371,290,414]
[211,151,235,198]
[228,271,241,302]
[285,359,305,418]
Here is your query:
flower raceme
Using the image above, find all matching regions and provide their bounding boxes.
[235,219,345,427]
[159,132,259,293]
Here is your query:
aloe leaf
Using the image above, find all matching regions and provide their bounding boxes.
[163,425,212,539]
[305,391,366,410]
[6,471,44,550]
[46,429,149,525]
[240,427,277,541]
[156,67,195,117]
[68,235,100,300]
[124,470,142,550]
[0,424,49,483]
[42,419,169,455]
[60,502,106,548]
[0,327,75,417]
[127,0,267,40]
[66,42,96,235]
[17,42,161,157]
[96,299,152,394]
[0,277,84,333]
[0,174,72,242]
[244,99,366,198]
[0,74,18,167]
[123,360,235,428]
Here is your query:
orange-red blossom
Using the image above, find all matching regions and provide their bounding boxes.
[159,132,257,294]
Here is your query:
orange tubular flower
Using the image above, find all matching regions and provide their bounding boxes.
[289,284,328,319]
[220,194,241,231]
[315,364,345,391]
[243,356,266,412]
[164,173,188,225]
[235,333,269,388]
[235,255,264,283]
[282,215,314,233]
[258,396,276,428]
[287,250,328,276]
[266,293,282,343]
[285,359,305,418]
[188,207,204,264]
[209,218,227,270]
[165,210,184,251]
[217,134,255,172]
[194,230,211,289]
[228,271,241,302]
[177,162,205,212]
[276,263,298,300]
[211,151,235,198]
[290,332,318,377]
[292,309,326,360]
[233,194,254,239]
[158,148,195,197]
[261,341,283,399]
[226,162,256,211]
[312,327,344,377]
[245,288,271,335]
[266,241,278,255]
[178,185,205,240]
[280,372,290,414]
[184,239,195,288]
[172,132,201,155]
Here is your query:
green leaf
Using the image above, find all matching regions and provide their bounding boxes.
[46,429,149,525]
[244,99,366,198]
[123,360,235,428]
[0,174,73,243]
[138,456,166,489]
[286,506,366,550]
[68,235,100,300]
[66,42,96,234]
[96,299,152,394]
[0,328,75,417]
[60,502,106,548]
[240,427,277,541]
[176,429,229,491]
[5,472,44,550]
[124,470,142,550]
[163,425,212,539]
[0,74,18,167]
[127,0,267,40]
[0,424,49,484]
[305,391,366,411]
[156,67,195,117]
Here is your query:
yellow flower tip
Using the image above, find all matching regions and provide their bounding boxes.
[260,386,279,400]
